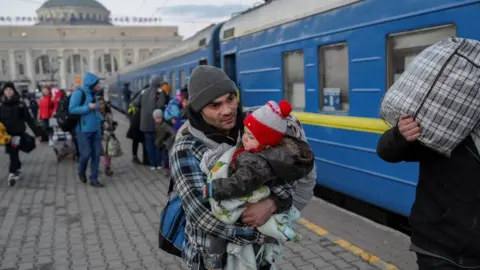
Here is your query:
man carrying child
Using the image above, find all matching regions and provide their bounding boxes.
[170,65,316,269]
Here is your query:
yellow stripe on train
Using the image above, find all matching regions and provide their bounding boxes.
[292,112,390,134]
[243,106,390,134]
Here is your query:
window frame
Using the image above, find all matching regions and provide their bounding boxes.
[318,42,350,113]
[386,24,456,89]
[282,49,306,111]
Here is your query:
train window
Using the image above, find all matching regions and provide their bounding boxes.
[387,24,456,87]
[319,43,349,112]
[179,70,186,89]
[283,50,305,110]
[170,71,176,96]
[162,73,167,84]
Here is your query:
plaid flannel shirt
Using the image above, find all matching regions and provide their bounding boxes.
[170,134,294,267]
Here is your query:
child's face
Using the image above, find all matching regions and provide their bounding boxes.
[242,127,260,150]
[154,117,163,124]
[181,99,188,108]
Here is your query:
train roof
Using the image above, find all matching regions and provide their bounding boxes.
[117,23,220,76]
[220,0,362,41]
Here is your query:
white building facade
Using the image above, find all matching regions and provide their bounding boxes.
[0,0,182,91]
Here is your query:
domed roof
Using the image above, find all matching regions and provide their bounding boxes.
[36,0,111,26]
[39,0,109,12]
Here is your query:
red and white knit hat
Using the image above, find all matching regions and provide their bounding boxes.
[244,100,292,146]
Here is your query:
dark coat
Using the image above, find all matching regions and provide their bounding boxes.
[210,136,315,201]
[377,126,480,267]
[132,76,166,133]
[0,95,40,137]
[154,121,175,148]
[126,108,144,142]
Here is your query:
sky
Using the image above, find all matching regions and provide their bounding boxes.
[0,0,261,38]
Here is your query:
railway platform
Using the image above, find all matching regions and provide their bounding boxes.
[0,111,415,270]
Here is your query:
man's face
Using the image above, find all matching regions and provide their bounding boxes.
[201,93,238,133]
[93,83,102,91]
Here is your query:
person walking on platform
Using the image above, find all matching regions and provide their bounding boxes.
[0,82,41,186]
[131,75,167,170]
[377,116,480,269]
[38,86,55,143]
[69,72,104,187]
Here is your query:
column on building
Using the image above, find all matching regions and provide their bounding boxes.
[133,48,139,64]
[118,48,124,70]
[25,49,36,90]
[89,49,95,73]
[8,49,16,81]
[58,49,66,89]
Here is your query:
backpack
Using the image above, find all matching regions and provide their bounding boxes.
[56,91,86,132]
[158,176,185,258]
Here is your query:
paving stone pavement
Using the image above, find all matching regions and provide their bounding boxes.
[0,112,379,270]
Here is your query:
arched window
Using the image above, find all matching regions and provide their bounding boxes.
[66,54,88,74]
[97,54,118,74]
[35,55,55,75]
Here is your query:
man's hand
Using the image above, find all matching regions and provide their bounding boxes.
[241,198,276,228]
[88,103,96,110]
[398,115,420,141]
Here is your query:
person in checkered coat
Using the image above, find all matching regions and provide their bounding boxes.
[170,66,313,269]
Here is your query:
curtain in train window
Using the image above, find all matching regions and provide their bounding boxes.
[179,70,186,90]
[319,43,349,112]
[283,50,305,110]
[387,24,456,88]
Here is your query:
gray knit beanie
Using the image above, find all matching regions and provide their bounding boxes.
[187,65,238,112]
[152,109,163,119]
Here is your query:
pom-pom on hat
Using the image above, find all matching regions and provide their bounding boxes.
[243,100,292,146]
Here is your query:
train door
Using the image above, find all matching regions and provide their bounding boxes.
[224,53,240,101]
[223,54,237,85]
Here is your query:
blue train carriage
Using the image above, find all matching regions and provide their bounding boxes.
[219,0,480,217]
[107,23,224,113]
[105,73,119,104]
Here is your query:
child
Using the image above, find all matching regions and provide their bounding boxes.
[201,100,315,269]
[164,86,189,131]
[99,98,115,176]
[153,109,175,172]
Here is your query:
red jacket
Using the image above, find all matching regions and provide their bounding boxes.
[38,95,55,119]
[52,91,63,112]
